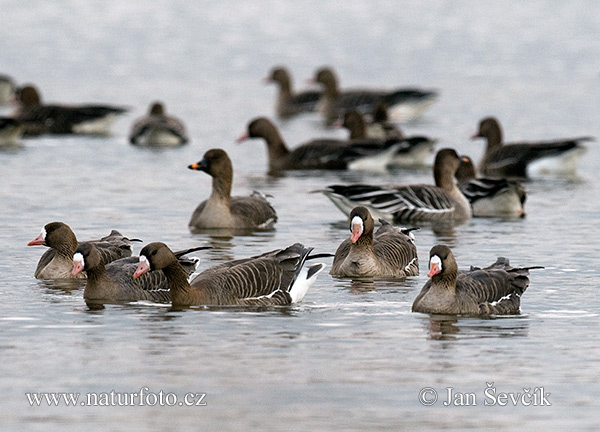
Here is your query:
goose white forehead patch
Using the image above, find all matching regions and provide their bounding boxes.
[73,252,84,266]
[40,227,47,240]
[139,255,150,266]
[351,216,363,228]
[430,254,442,269]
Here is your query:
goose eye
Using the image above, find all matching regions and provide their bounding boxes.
[151,250,157,256]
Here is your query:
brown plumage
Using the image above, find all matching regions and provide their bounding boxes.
[472,117,591,179]
[72,242,205,305]
[188,148,277,231]
[265,66,320,118]
[129,101,189,146]
[330,206,419,278]
[133,242,325,307]
[342,108,404,141]
[412,245,542,315]
[27,222,137,279]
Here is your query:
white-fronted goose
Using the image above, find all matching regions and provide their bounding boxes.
[472,117,591,179]
[341,109,436,167]
[238,117,401,173]
[72,242,205,304]
[312,67,438,126]
[188,148,277,231]
[14,84,127,136]
[27,222,138,279]
[133,242,326,307]
[129,101,189,146]
[265,66,320,118]
[330,206,419,278]
[0,74,16,105]
[0,117,23,146]
[320,148,472,223]
[412,245,542,315]
[456,156,526,218]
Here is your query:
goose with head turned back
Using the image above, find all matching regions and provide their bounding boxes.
[412,245,542,315]
[320,148,471,224]
[27,222,138,279]
[330,206,419,278]
[188,148,277,231]
[72,242,206,304]
[472,116,591,179]
[456,155,526,218]
[133,242,325,307]
[129,101,189,146]
[265,66,320,118]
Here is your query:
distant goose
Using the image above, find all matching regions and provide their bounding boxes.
[330,206,419,278]
[188,148,277,231]
[72,242,206,304]
[27,222,138,279]
[472,117,591,179]
[0,74,16,105]
[412,245,542,315]
[341,109,436,167]
[129,101,189,146]
[14,84,127,136]
[456,155,526,218]
[265,66,321,118]
[0,117,24,146]
[312,67,438,125]
[238,117,401,173]
[133,242,326,307]
[320,148,472,223]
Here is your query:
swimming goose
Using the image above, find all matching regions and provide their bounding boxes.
[320,148,472,223]
[312,67,438,126]
[330,206,419,278]
[129,101,189,146]
[72,242,206,304]
[456,155,526,218]
[27,222,138,279]
[472,117,591,179]
[265,66,320,118]
[14,84,127,136]
[0,74,16,105]
[341,109,436,167]
[238,117,401,173]
[133,242,326,307]
[0,117,23,146]
[188,149,277,231]
[412,245,542,315]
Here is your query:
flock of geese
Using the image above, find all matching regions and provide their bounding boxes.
[4,65,592,314]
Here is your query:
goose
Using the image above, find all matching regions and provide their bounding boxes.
[14,84,127,136]
[341,109,436,167]
[237,117,401,173]
[27,222,138,279]
[129,101,189,146]
[472,117,591,179]
[72,242,206,304]
[188,149,277,231]
[265,66,320,118]
[412,245,542,315]
[330,206,419,278]
[320,148,471,223]
[456,155,526,217]
[133,242,326,307]
[312,67,438,125]
[0,117,23,146]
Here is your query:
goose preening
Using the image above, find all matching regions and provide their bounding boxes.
[72,242,207,304]
[340,109,436,167]
[28,222,139,280]
[312,67,438,125]
[456,155,526,218]
[320,148,471,223]
[412,245,542,315]
[133,242,326,307]
[14,84,127,136]
[129,101,189,146]
[330,206,419,278]
[188,148,277,231]
[472,116,591,179]
[265,66,321,118]
[238,117,401,173]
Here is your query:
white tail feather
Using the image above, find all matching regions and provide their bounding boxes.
[289,263,326,303]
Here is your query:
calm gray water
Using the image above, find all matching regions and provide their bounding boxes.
[2,1,600,430]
